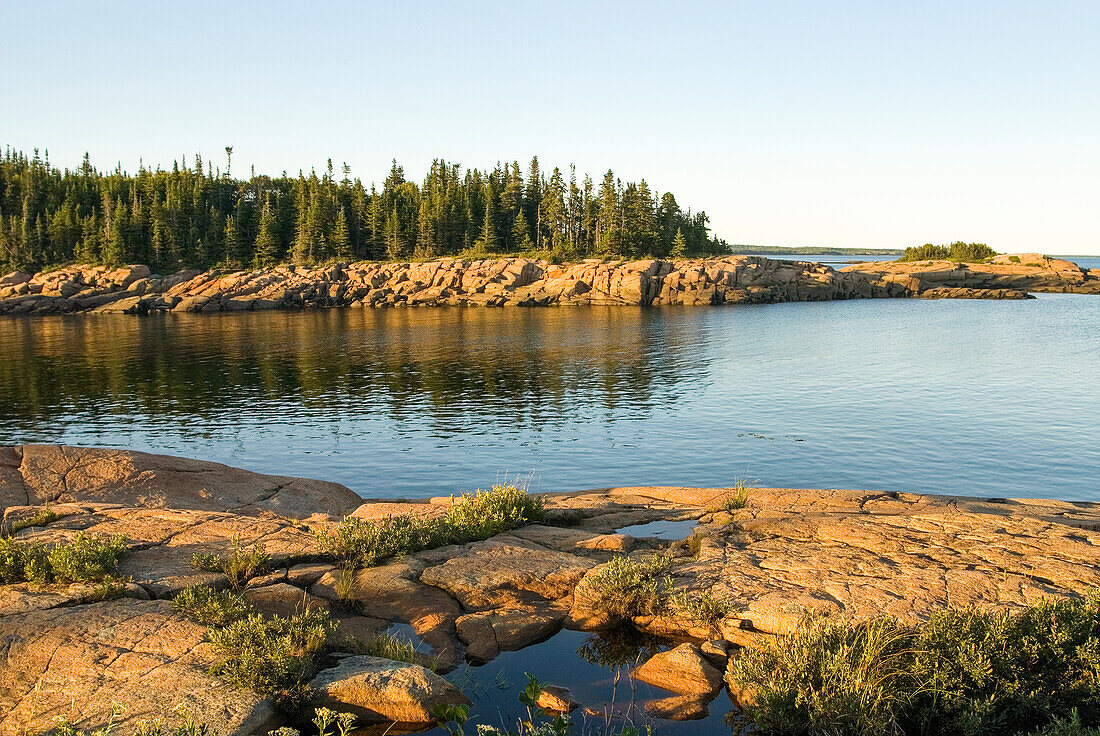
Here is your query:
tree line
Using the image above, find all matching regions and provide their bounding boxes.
[898,242,997,262]
[0,147,727,273]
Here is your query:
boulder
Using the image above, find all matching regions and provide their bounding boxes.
[308,655,469,723]
[418,539,593,609]
[632,643,724,696]
[0,599,279,735]
[243,582,332,617]
[455,608,562,662]
[5,445,362,517]
[537,685,580,713]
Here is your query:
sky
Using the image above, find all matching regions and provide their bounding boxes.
[3,1,1098,254]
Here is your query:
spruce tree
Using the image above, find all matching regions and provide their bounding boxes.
[331,208,352,262]
[671,228,687,259]
[511,210,534,251]
[253,201,279,267]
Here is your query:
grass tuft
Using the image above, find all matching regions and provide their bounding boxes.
[6,507,61,535]
[729,592,1100,736]
[343,630,437,670]
[318,485,544,569]
[191,537,270,589]
[707,478,752,514]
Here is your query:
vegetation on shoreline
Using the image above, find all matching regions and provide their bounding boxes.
[0,147,726,273]
[0,532,125,586]
[898,241,998,262]
[173,582,429,702]
[317,484,545,569]
[728,592,1100,735]
[580,554,733,629]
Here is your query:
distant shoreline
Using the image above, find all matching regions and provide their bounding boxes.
[727,245,903,256]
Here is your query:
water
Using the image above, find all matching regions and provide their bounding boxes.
[742,252,900,266]
[424,628,736,736]
[615,520,698,541]
[746,253,1100,270]
[1,295,1098,502]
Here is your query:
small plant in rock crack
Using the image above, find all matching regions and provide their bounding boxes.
[191,537,269,589]
[707,477,753,514]
[173,585,252,626]
[4,505,61,535]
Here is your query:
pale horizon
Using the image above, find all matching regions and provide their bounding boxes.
[3,0,1097,255]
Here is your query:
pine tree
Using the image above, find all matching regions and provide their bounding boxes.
[511,210,534,251]
[385,207,404,260]
[477,197,498,253]
[253,201,279,267]
[331,208,352,262]
[415,200,435,258]
[670,228,687,259]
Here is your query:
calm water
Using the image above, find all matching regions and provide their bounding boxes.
[1,295,1098,501]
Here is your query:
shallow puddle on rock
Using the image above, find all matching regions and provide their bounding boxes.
[408,628,737,735]
[614,519,698,541]
[384,621,435,654]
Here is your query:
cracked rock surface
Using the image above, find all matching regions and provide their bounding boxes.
[5,253,1093,316]
[3,446,1099,733]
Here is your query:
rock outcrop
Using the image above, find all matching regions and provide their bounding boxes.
[0,599,279,735]
[3,447,1100,733]
[308,655,468,724]
[1,444,362,519]
[842,254,1099,295]
[4,253,1091,316]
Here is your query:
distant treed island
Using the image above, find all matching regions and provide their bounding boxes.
[0,147,726,274]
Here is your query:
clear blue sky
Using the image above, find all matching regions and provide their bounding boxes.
[3,1,1098,254]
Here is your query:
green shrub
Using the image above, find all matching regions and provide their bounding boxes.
[669,589,736,628]
[0,533,125,585]
[442,485,545,540]
[898,241,998,263]
[1030,712,1100,736]
[318,485,544,568]
[49,532,127,583]
[174,585,252,626]
[208,608,337,699]
[579,554,673,618]
[191,538,270,589]
[729,593,1100,736]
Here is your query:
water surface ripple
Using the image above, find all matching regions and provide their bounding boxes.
[1,295,1097,501]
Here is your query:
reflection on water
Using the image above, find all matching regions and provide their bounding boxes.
[2,296,1099,500]
[426,628,732,736]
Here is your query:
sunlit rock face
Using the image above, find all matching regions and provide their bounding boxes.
[6,253,1093,315]
[3,447,1100,732]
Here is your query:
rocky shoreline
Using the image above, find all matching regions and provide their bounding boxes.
[1,253,1095,316]
[3,445,1099,734]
